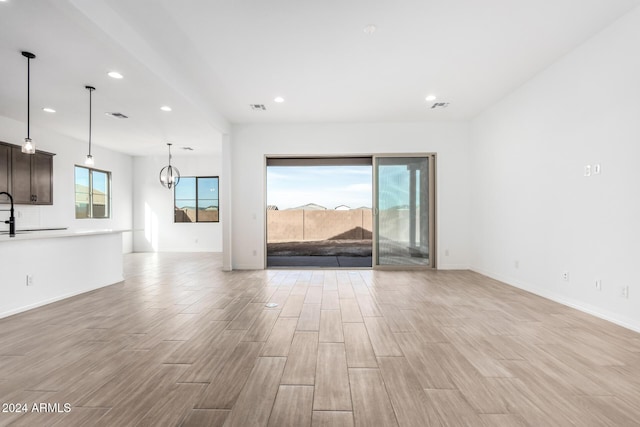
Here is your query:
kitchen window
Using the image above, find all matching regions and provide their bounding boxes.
[174,176,219,223]
[75,166,111,219]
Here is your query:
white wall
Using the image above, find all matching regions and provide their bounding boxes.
[230,122,471,270]
[0,233,123,318]
[221,134,233,271]
[470,8,640,331]
[132,153,223,252]
[0,115,134,252]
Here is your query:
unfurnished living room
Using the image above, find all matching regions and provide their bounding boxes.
[1,1,640,426]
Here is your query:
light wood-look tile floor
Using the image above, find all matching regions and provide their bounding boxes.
[1,253,640,426]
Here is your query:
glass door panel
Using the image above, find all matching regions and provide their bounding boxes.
[374,155,433,267]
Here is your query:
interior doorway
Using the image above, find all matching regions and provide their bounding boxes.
[266,157,373,268]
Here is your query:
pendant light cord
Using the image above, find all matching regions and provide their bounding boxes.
[21,51,36,152]
[85,85,95,159]
[88,88,92,156]
[27,57,30,140]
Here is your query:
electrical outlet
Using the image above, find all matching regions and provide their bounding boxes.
[561,271,570,282]
[595,280,602,291]
[621,286,629,299]
[26,274,33,286]
[584,165,591,177]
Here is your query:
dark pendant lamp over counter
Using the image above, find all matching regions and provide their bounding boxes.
[21,51,36,154]
[159,143,180,189]
[85,85,96,166]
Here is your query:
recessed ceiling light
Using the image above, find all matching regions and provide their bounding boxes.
[425,95,437,102]
[42,107,56,113]
[363,24,377,35]
[107,71,123,79]
[274,96,284,103]
[160,106,172,112]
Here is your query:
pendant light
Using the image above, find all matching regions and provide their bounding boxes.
[85,86,96,166]
[159,143,180,189]
[21,51,36,154]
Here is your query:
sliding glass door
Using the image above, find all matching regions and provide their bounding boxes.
[373,155,435,268]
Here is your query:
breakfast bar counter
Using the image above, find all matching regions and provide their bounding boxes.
[0,229,129,318]
[0,228,127,242]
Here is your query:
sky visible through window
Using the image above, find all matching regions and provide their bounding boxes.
[93,171,107,193]
[267,166,372,210]
[74,166,110,219]
[377,165,418,210]
[175,177,219,209]
[75,168,107,193]
[175,177,196,208]
[75,167,89,189]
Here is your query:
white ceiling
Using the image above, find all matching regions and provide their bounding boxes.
[1,0,638,156]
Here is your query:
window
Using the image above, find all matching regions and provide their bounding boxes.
[174,176,219,223]
[75,166,111,219]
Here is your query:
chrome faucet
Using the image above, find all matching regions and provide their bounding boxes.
[0,192,16,237]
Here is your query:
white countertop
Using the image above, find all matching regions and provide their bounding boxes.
[0,228,131,243]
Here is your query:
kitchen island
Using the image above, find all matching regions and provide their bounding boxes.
[0,229,128,318]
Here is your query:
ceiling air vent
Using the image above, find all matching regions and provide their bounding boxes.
[430,102,449,109]
[105,112,129,119]
[250,104,266,111]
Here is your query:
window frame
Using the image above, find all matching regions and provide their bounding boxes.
[74,165,112,219]
[174,175,220,223]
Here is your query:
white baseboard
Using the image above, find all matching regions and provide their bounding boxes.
[471,267,640,334]
[233,264,264,270]
[438,263,470,270]
[0,278,123,320]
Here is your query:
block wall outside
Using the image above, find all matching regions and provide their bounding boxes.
[267,209,372,242]
[267,210,304,242]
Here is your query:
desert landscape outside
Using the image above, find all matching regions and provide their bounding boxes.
[266,162,373,267]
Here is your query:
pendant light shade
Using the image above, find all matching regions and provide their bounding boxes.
[85,86,96,166]
[22,138,34,154]
[21,51,36,154]
[159,143,180,189]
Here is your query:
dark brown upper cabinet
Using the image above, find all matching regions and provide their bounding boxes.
[0,144,9,194]
[0,141,54,205]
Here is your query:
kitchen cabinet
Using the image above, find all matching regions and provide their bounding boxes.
[0,141,54,205]
[31,152,53,204]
